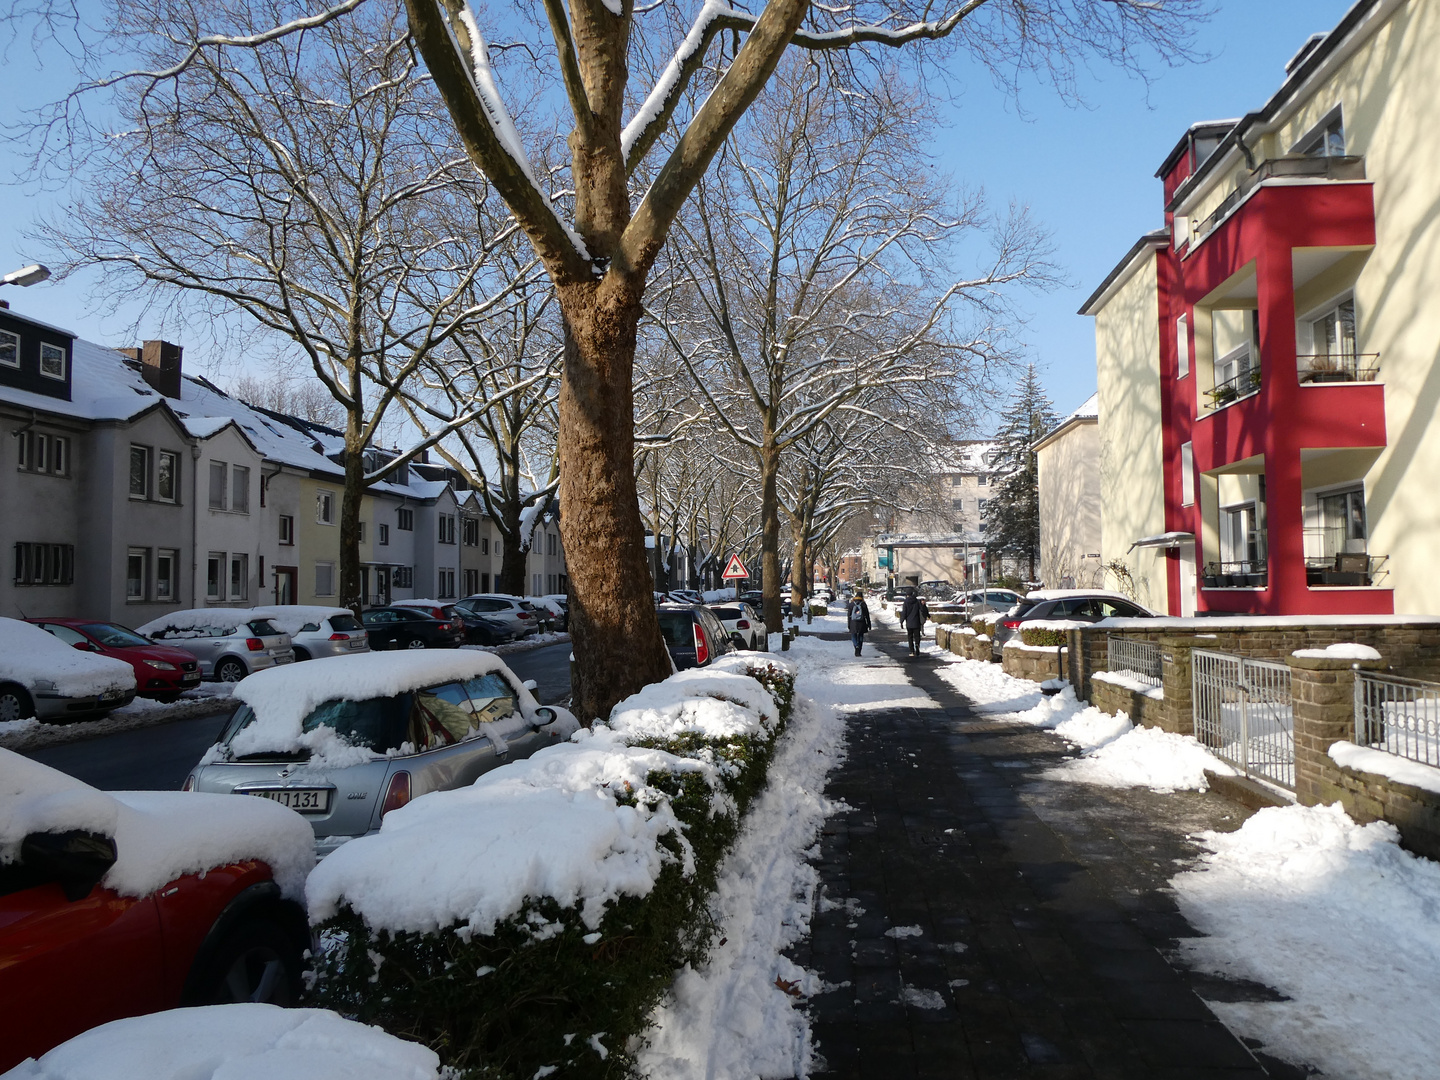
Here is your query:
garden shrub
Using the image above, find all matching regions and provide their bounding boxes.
[1020,626,1068,648]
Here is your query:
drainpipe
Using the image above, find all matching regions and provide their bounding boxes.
[262,463,283,602]
[190,443,202,608]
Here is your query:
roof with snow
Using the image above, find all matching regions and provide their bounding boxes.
[1035,392,1099,451]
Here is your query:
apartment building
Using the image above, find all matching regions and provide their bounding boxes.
[1083,0,1439,616]
[1035,394,1103,590]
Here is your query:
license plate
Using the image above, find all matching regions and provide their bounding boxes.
[245,788,330,813]
[348,639,366,649]
[273,654,294,665]
[100,689,122,702]
[181,673,201,683]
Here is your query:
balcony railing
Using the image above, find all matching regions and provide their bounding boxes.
[1203,366,1261,408]
[1191,154,1367,245]
[1305,551,1384,587]
[1202,560,1268,589]
[1297,353,1380,385]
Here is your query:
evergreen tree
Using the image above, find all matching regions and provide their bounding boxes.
[983,365,1059,582]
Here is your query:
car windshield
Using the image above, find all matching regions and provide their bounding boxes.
[221,694,417,757]
[710,607,741,620]
[246,619,281,637]
[656,612,696,648]
[79,623,152,648]
[326,614,362,631]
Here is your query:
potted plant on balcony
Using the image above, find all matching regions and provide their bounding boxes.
[1206,384,1238,407]
[1301,355,1351,384]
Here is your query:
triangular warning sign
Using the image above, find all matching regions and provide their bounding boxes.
[721,553,750,579]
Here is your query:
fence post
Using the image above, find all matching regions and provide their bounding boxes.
[1159,637,1196,736]
[1286,653,1385,807]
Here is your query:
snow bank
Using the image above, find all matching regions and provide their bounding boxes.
[1173,803,1440,1079]
[605,665,781,744]
[249,605,352,635]
[8,1004,440,1080]
[306,740,715,935]
[0,617,135,698]
[1330,741,1440,795]
[0,749,314,900]
[1292,642,1383,661]
[227,651,541,762]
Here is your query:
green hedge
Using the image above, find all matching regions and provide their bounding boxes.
[306,662,796,1080]
[1020,626,1068,648]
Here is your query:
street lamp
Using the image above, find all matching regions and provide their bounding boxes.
[1,264,51,288]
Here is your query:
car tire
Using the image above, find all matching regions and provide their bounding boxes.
[405,636,427,650]
[0,683,35,725]
[215,659,247,683]
[292,647,312,662]
[189,917,301,1007]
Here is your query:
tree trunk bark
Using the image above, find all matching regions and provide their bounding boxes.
[759,432,782,637]
[556,277,672,721]
[340,409,365,618]
[498,496,527,596]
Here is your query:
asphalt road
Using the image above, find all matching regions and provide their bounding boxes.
[25,641,574,792]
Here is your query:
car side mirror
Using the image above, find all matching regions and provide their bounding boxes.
[70,641,97,652]
[532,706,558,729]
[22,830,117,902]
[523,679,538,691]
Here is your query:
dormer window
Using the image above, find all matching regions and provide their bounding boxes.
[39,343,66,380]
[0,330,17,369]
[1296,110,1345,158]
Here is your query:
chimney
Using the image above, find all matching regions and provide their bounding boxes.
[140,340,183,399]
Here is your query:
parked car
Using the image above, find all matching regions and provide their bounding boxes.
[0,749,312,1070]
[184,652,579,856]
[360,606,465,650]
[707,602,768,650]
[957,588,1026,617]
[537,594,569,631]
[665,589,703,605]
[739,590,764,607]
[136,610,295,683]
[386,600,511,646]
[250,606,369,662]
[0,617,137,724]
[656,604,739,670]
[453,594,541,638]
[991,590,1159,659]
[27,618,200,701]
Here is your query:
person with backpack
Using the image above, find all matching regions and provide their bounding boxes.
[846,594,872,657]
[900,587,930,657]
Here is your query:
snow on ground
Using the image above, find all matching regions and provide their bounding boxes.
[1330,741,1440,795]
[1172,803,1440,1080]
[785,634,937,713]
[461,630,571,656]
[8,1004,441,1080]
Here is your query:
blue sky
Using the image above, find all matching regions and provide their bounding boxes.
[0,0,1358,417]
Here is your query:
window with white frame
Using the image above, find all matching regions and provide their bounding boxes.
[206,553,224,601]
[548,532,557,556]
[439,514,456,544]
[129,445,151,499]
[157,451,178,502]
[378,522,389,546]
[39,343,67,381]
[463,568,479,595]
[279,515,294,545]
[155,549,179,602]
[1307,297,1356,358]
[358,521,366,543]
[231,465,250,513]
[438,568,456,599]
[397,508,414,531]
[1176,314,1190,378]
[481,537,489,555]
[0,329,18,368]
[13,543,74,586]
[1181,443,1195,506]
[315,561,336,596]
[1221,504,1263,568]
[230,553,249,600]
[533,573,543,596]
[392,565,413,589]
[462,517,479,546]
[209,461,227,509]
[15,431,69,476]
[126,548,148,601]
[1297,110,1345,158]
[317,490,335,524]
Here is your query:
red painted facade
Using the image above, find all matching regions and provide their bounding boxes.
[1153,170,1392,615]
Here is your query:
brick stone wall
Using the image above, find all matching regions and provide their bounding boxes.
[1002,644,1065,683]
[1089,676,1165,729]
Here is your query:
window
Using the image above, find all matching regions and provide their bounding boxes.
[1176,314,1190,379]
[481,572,491,592]
[1221,504,1263,568]
[155,549,178,601]
[231,465,250,513]
[279,515,295,545]
[438,568,456,599]
[978,498,988,514]
[14,432,70,476]
[1317,487,1367,556]
[397,508,414,531]
[207,553,224,600]
[952,521,965,532]
[230,553,249,600]
[157,451,178,502]
[463,517,479,546]
[0,329,17,368]
[950,474,962,487]
[547,574,557,594]
[209,461,227,509]
[392,565,413,589]
[533,573,543,596]
[1308,297,1356,359]
[39,343,67,381]
[463,569,479,595]
[439,514,456,544]
[317,490,335,524]
[1181,442,1195,506]
[15,431,27,469]
[481,537,489,555]
[126,548,148,601]
[548,532,557,557]
[129,445,151,499]
[315,561,336,596]
[50,436,67,476]
[13,543,74,586]
[1297,111,1345,158]
[378,523,389,546]
[977,474,988,487]
[951,499,964,512]
[34,434,49,473]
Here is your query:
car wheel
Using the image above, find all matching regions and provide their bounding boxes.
[405,636,427,649]
[292,647,311,662]
[190,918,301,1007]
[215,659,247,683]
[0,683,34,724]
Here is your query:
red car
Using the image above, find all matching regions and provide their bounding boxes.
[28,618,202,701]
[0,752,312,1071]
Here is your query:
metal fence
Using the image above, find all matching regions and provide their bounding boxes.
[1108,637,1162,687]
[1192,649,1295,789]
[1354,671,1440,768]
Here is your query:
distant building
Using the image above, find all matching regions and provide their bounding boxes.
[1035,393,1102,589]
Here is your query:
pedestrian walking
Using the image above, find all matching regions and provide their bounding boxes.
[900,587,929,657]
[846,594,872,657]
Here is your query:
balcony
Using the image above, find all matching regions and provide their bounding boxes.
[1191,154,1367,246]
[1304,524,1384,586]
[1203,560,1268,589]
[1297,352,1380,385]
[1203,366,1261,410]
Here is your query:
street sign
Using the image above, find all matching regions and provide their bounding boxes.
[721,554,749,580]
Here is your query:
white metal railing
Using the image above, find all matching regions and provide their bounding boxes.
[1354,671,1440,769]
[1108,637,1162,687]
[1192,649,1295,789]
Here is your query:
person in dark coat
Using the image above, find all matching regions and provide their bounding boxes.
[899,588,930,656]
[846,594,872,657]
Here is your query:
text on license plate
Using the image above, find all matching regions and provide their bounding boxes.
[246,788,330,813]
[348,639,366,648]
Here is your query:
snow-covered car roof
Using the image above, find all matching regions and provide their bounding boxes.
[0,749,312,900]
[389,598,448,610]
[135,608,281,638]
[248,606,353,635]
[0,617,135,698]
[1023,589,1147,604]
[228,651,549,761]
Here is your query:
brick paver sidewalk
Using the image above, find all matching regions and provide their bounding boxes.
[792,627,1300,1079]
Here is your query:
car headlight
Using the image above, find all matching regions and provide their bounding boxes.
[143,659,178,670]
[33,679,57,692]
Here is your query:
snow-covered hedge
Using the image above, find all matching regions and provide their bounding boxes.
[306,655,797,1079]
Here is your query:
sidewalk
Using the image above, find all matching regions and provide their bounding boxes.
[792,626,1296,1079]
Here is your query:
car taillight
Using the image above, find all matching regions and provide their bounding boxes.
[329,633,350,641]
[246,637,264,651]
[693,623,709,666]
[517,611,532,619]
[181,774,195,791]
[380,771,411,818]
[1002,619,1022,630]
[735,619,750,629]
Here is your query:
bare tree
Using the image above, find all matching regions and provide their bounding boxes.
[228,360,345,428]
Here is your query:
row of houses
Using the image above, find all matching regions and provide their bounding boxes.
[1041,0,1440,618]
[0,304,568,625]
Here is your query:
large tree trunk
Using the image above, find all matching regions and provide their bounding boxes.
[497,495,528,596]
[759,432,782,636]
[556,278,671,720]
[340,400,365,618]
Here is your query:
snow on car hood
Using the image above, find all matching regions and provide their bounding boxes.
[227,650,551,761]
[0,617,135,698]
[0,749,314,900]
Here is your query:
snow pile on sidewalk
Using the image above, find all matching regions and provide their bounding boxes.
[1,748,314,900]
[1173,803,1440,1079]
[8,1004,441,1080]
[0,617,135,698]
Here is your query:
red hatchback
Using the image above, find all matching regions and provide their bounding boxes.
[29,619,202,701]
